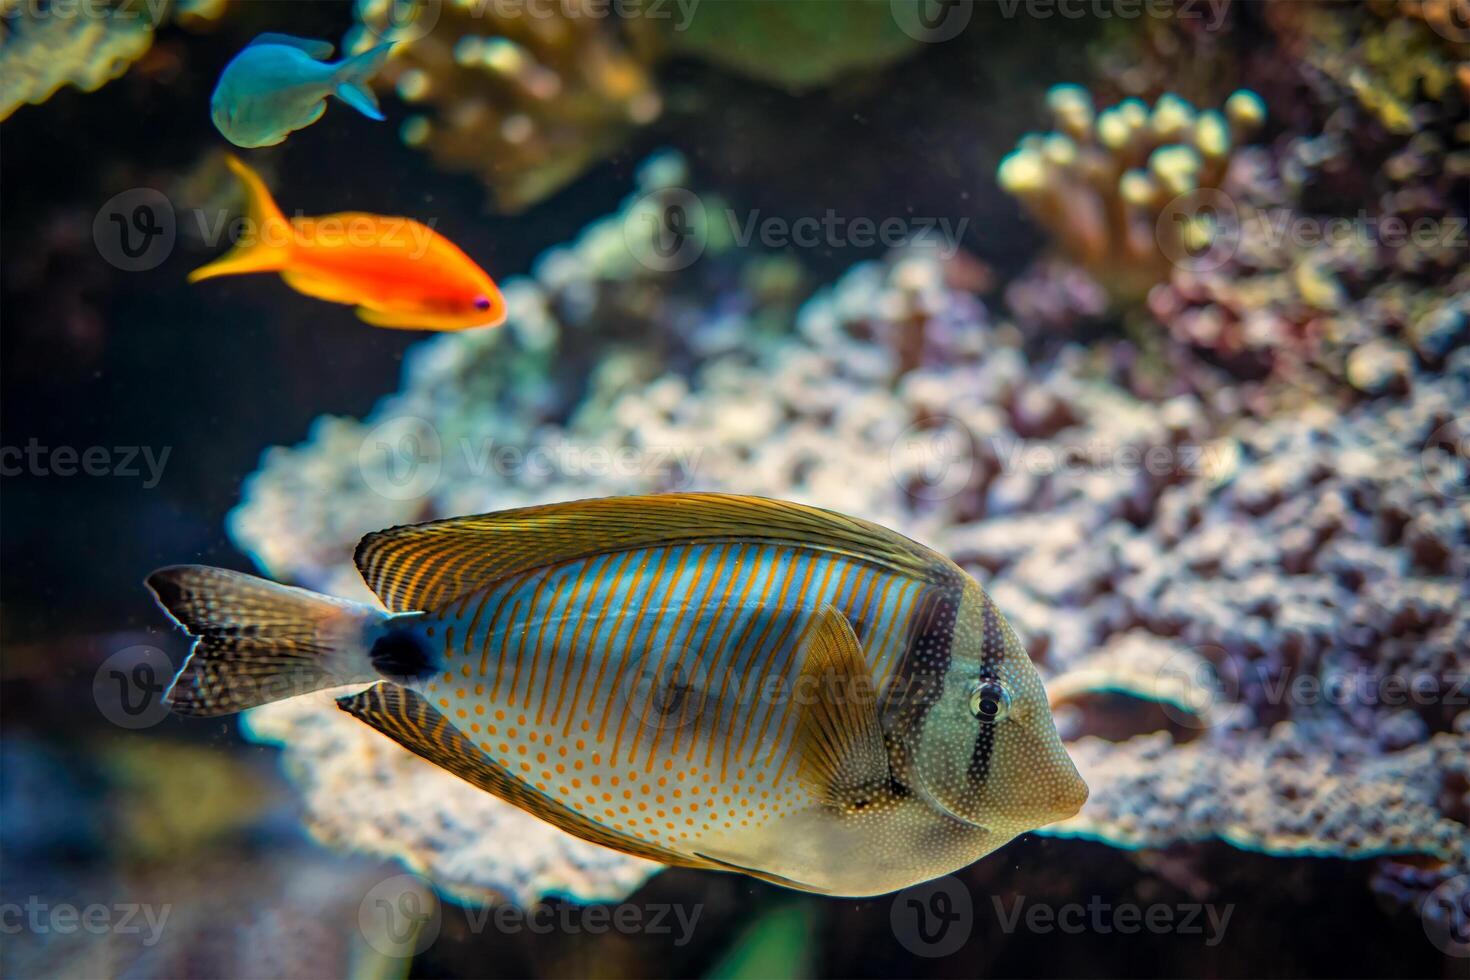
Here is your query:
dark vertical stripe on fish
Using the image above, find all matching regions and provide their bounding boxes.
[967,598,1007,785]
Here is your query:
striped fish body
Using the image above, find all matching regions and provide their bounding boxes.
[151,495,1088,896]
[406,543,946,888]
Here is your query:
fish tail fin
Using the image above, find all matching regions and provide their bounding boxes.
[146,565,389,716]
[333,42,392,121]
[188,156,293,284]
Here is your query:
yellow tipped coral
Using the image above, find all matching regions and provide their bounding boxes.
[998,86,1265,303]
[0,0,153,119]
[0,0,231,120]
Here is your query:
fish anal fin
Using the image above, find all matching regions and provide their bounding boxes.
[335,81,385,121]
[336,684,710,869]
[355,306,425,330]
[693,850,828,894]
[354,493,952,614]
[794,606,891,812]
[251,33,335,60]
[302,100,327,127]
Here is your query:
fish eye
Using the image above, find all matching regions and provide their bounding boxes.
[472,295,492,312]
[969,679,1011,723]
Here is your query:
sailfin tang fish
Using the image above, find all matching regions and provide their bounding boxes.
[211,34,393,148]
[189,156,505,331]
[148,494,1087,896]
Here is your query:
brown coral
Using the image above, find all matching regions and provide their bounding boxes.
[348,0,662,212]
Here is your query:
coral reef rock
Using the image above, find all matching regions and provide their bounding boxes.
[232,150,1469,909]
[0,0,229,120]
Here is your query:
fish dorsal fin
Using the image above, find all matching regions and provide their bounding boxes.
[793,606,892,811]
[336,683,712,869]
[354,493,951,613]
[250,33,335,60]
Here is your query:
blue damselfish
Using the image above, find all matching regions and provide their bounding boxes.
[211,33,393,148]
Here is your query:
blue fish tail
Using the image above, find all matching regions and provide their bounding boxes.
[333,42,393,122]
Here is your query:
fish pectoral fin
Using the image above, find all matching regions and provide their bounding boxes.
[692,850,828,894]
[794,606,891,811]
[355,306,427,330]
[335,683,712,870]
[354,494,954,615]
[250,33,335,59]
[279,269,362,306]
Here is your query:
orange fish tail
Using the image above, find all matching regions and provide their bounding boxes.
[188,156,295,284]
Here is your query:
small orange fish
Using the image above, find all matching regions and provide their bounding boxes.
[190,156,505,331]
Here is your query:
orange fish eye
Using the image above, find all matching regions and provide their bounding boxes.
[472,295,493,312]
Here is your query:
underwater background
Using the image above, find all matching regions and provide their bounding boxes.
[2,0,1468,977]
